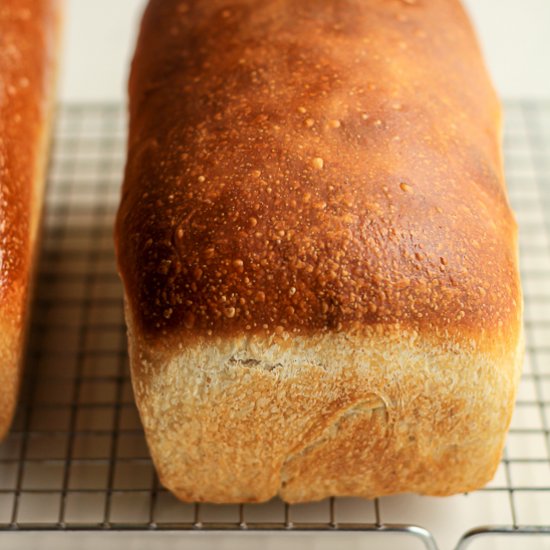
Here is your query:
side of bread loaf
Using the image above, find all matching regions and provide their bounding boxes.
[0,1,61,438]
[116,0,523,503]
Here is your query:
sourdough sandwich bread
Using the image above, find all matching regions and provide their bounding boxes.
[0,0,61,438]
[116,0,524,503]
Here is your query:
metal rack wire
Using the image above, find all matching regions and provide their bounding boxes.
[0,101,550,549]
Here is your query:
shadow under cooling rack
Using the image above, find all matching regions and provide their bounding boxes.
[1,101,550,550]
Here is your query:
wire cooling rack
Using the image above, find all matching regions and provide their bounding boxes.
[1,101,550,550]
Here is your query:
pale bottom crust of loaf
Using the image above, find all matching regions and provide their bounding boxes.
[126,304,523,504]
[127,304,524,504]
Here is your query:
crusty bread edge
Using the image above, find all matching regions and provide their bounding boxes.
[0,4,63,439]
[124,295,523,504]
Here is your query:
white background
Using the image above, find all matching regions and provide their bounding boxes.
[60,0,550,103]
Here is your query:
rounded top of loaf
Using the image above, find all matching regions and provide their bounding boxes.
[116,0,521,345]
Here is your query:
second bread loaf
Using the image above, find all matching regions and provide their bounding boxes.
[0,0,61,439]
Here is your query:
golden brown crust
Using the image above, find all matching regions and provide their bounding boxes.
[117,0,520,343]
[0,0,60,438]
[116,0,524,503]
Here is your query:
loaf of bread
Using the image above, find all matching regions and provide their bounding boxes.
[0,1,61,439]
[116,0,523,503]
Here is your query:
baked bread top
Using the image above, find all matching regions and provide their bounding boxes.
[117,0,520,349]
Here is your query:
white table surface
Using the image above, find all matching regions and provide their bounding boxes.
[60,0,550,104]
